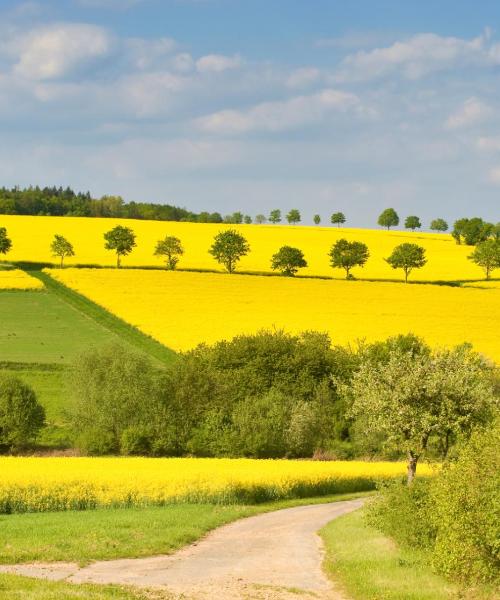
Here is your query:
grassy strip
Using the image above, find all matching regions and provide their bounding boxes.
[0,492,372,565]
[321,508,496,600]
[25,268,177,366]
[0,574,156,600]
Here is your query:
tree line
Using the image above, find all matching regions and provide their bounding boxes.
[1,223,499,280]
[1,188,498,240]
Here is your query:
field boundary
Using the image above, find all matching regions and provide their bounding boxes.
[15,264,177,365]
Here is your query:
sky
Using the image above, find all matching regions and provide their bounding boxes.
[1,0,500,226]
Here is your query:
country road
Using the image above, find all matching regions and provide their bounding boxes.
[0,498,365,599]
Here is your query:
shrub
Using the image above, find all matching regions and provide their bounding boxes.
[0,375,45,451]
[366,479,436,550]
[431,422,500,584]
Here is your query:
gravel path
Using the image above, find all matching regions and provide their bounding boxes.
[0,498,364,599]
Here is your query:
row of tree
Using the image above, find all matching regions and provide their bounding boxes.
[2,188,498,243]
[1,225,499,280]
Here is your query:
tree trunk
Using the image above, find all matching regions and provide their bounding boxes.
[117,253,121,268]
[404,268,408,283]
[407,452,418,485]
[60,256,64,268]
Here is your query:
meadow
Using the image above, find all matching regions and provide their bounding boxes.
[0,457,430,513]
[1,214,484,281]
[47,268,500,362]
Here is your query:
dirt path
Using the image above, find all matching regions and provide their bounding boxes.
[0,498,364,599]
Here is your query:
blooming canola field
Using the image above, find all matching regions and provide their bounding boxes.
[0,214,484,282]
[0,269,43,290]
[48,269,500,362]
[0,457,434,513]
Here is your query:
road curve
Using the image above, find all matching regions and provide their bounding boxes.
[0,498,364,599]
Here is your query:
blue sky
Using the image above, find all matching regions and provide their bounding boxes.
[1,1,499,226]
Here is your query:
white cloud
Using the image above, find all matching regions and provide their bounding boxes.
[335,32,498,82]
[477,136,500,151]
[286,67,321,89]
[126,37,176,70]
[196,89,363,134]
[171,52,194,73]
[445,97,491,129]
[7,23,111,80]
[195,54,242,73]
[488,165,500,184]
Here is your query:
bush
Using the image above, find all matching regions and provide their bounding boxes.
[366,479,436,550]
[431,422,500,584]
[0,375,45,451]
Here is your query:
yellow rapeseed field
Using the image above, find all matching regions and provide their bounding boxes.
[47,268,500,362]
[0,269,43,290]
[0,457,434,513]
[1,214,487,281]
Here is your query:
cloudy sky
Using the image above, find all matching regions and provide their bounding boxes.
[1,0,500,226]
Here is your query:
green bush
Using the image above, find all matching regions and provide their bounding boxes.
[431,422,500,584]
[366,478,436,550]
[0,375,45,451]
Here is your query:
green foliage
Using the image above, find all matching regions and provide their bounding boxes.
[103,225,136,267]
[405,215,421,231]
[385,243,426,282]
[378,208,399,229]
[430,218,448,232]
[452,217,494,245]
[313,214,321,225]
[468,239,500,279]
[0,226,12,255]
[209,229,250,273]
[270,245,307,276]
[286,208,301,224]
[0,375,45,451]
[70,345,162,454]
[346,344,496,483]
[223,211,243,224]
[431,422,500,584]
[244,214,252,224]
[154,235,184,270]
[255,214,266,224]
[367,479,435,550]
[331,212,346,227]
[328,239,369,279]
[50,234,75,267]
[269,209,281,223]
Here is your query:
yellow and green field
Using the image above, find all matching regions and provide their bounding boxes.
[0,214,486,281]
[0,456,433,512]
[47,268,500,361]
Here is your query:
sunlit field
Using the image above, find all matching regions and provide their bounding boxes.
[0,457,433,513]
[1,214,484,281]
[47,268,500,361]
[0,269,43,290]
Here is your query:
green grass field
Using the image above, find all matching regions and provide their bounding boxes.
[321,508,496,600]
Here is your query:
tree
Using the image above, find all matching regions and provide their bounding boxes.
[328,239,369,279]
[223,212,243,224]
[269,209,282,224]
[313,214,321,225]
[378,208,399,230]
[255,214,267,224]
[50,234,75,267]
[346,345,496,484]
[331,212,346,227]
[468,240,500,279]
[430,218,448,232]
[0,375,45,451]
[0,227,12,255]
[386,243,426,282]
[405,215,421,231]
[452,218,493,245]
[271,246,307,276]
[244,215,252,224]
[286,209,301,225]
[209,229,250,273]
[104,225,136,268]
[154,235,184,270]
